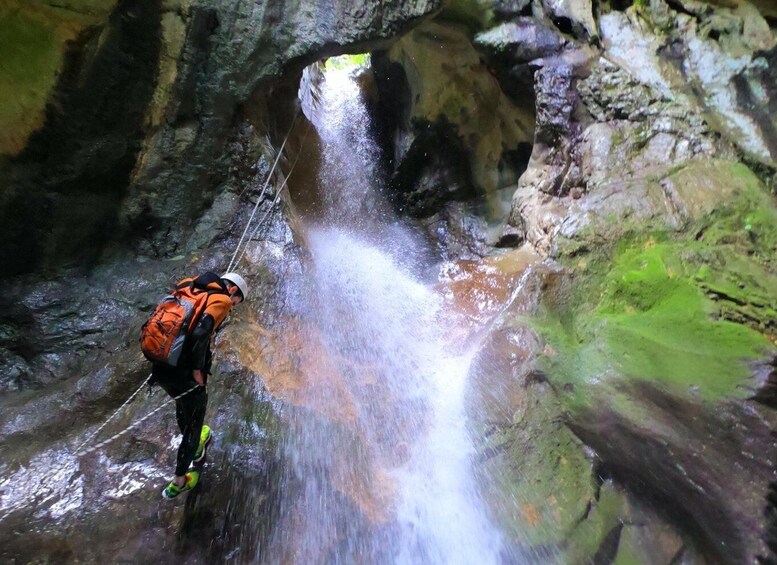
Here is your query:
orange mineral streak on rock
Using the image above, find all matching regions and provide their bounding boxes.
[437,245,540,332]
[521,503,540,527]
[329,461,397,524]
[222,314,399,524]
[226,316,358,426]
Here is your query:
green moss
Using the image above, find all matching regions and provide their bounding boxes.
[698,168,777,259]
[487,402,596,546]
[612,534,647,565]
[594,241,768,397]
[537,209,775,401]
[0,9,64,153]
[630,122,654,154]
[480,173,776,557]
[631,0,674,35]
[0,2,117,155]
[564,483,628,563]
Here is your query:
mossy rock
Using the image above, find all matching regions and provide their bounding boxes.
[522,158,776,560]
[477,380,597,548]
[613,518,688,565]
[539,164,776,402]
[563,482,628,564]
[563,161,768,249]
[0,8,65,155]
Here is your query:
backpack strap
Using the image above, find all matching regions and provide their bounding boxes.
[176,279,196,292]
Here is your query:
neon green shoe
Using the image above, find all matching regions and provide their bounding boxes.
[193,425,212,464]
[162,470,200,499]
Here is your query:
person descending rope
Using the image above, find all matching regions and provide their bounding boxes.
[140,271,248,499]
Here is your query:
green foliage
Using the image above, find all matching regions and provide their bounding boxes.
[324,53,370,70]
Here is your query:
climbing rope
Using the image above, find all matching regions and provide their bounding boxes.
[77,383,201,456]
[73,374,151,455]
[227,111,300,273]
[231,120,312,268]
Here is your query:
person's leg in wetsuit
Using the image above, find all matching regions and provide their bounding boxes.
[153,364,208,485]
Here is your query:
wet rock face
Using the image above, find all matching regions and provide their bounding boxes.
[461,259,713,562]
[119,0,444,260]
[0,1,120,157]
[477,18,565,64]
[511,169,776,560]
[0,264,165,393]
[387,119,477,217]
[597,3,777,169]
[522,60,586,197]
[568,382,777,563]
[505,2,775,253]
[0,0,444,278]
[425,1,777,562]
[474,18,565,108]
[0,362,283,564]
[0,217,302,562]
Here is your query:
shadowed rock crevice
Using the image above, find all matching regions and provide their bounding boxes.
[371,19,536,219]
[732,45,777,166]
[388,117,477,217]
[566,381,776,564]
[0,0,164,278]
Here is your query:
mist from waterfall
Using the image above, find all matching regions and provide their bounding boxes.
[272,59,504,564]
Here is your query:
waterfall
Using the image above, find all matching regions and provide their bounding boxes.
[272,60,503,563]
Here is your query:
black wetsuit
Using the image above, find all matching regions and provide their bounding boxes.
[152,363,208,476]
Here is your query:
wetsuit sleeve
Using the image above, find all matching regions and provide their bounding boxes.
[189,295,233,371]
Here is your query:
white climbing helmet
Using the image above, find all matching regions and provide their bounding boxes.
[221,272,249,301]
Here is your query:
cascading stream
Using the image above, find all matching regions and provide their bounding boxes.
[272,60,503,563]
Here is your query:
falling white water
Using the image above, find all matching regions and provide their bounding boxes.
[393,351,503,565]
[296,60,503,563]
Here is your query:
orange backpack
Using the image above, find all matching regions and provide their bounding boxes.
[140,279,221,367]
